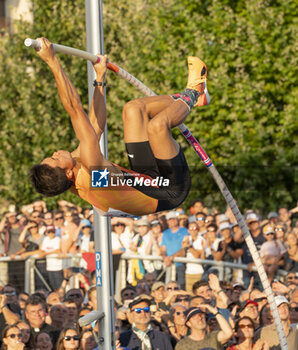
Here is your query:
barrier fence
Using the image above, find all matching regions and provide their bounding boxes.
[0,254,292,301]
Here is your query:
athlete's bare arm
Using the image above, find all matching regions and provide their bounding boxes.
[71,55,107,158]
[36,37,111,170]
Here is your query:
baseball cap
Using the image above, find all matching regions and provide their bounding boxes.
[185,307,206,322]
[135,218,150,226]
[274,295,289,307]
[218,214,229,223]
[219,222,231,231]
[263,225,275,235]
[151,282,165,292]
[166,211,178,220]
[246,213,259,223]
[80,219,92,227]
[150,220,160,227]
[241,299,258,311]
[129,295,151,309]
[233,283,245,290]
[46,225,55,233]
[268,212,278,219]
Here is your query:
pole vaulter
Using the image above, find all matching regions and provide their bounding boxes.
[25,37,288,350]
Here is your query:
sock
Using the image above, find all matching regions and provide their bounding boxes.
[178,88,200,110]
[170,93,181,101]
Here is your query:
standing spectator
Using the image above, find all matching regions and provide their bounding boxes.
[24,296,60,345]
[79,329,97,350]
[260,225,287,283]
[144,272,157,291]
[226,316,269,350]
[278,207,292,232]
[38,225,63,291]
[56,328,80,350]
[195,212,207,236]
[63,298,79,328]
[242,213,265,290]
[78,220,94,253]
[182,221,205,294]
[65,289,84,310]
[284,231,297,272]
[255,296,298,348]
[1,324,24,350]
[0,212,25,291]
[53,211,65,238]
[15,320,33,350]
[36,331,54,350]
[202,223,221,278]
[151,282,167,311]
[268,211,279,227]
[43,211,54,227]
[274,222,287,243]
[161,211,188,289]
[175,304,233,350]
[145,220,164,275]
[188,199,208,222]
[167,304,188,344]
[119,296,173,349]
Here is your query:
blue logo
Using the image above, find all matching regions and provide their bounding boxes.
[91,168,110,188]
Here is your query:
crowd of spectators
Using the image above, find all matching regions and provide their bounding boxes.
[0,199,297,349]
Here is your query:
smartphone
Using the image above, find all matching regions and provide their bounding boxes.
[71,267,84,273]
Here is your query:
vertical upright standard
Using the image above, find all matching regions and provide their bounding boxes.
[85,1,115,349]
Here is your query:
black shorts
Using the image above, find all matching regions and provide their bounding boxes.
[125,141,191,211]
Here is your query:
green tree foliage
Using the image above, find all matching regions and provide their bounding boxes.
[0,0,296,213]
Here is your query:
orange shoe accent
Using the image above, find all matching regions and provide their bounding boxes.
[186,56,210,107]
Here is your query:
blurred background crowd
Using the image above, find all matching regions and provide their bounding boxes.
[0,199,297,349]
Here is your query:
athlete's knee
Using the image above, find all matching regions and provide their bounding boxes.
[147,117,169,136]
[122,100,145,123]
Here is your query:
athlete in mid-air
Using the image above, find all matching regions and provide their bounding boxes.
[30,38,210,216]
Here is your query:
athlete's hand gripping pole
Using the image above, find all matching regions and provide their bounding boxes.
[24,38,288,350]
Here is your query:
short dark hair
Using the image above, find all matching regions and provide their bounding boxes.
[192,280,209,295]
[30,164,73,197]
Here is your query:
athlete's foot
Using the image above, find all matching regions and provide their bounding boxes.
[186,56,210,107]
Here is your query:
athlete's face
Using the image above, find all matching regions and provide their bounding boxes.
[42,150,75,170]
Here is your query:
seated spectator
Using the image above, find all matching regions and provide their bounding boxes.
[56,328,80,350]
[226,316,268,350]
[167,303,188,344]
[175,304,233,350]
[249,289,267,312]
[254,296,298,349]
[151,282,167,311]
[36,331,54,350]
[239,300,260,329]
[274,222,287,243]
[14,320,33,350]
[24,296,60,345]
[0,286,21,339]
[65,289,84,310]
[260,225,287,283]
[289,300,298,324]
[63,298,79,328]
[213,222,243,281]
[18,292,29,319]
[119,286,137,307]
[119,295,173,349]
[259,304,273,327]
[46,292,61,308]
[1,324,24,350]
[284,232,298,272]
[79,329,97,350]
[48,303,67,329]
[135,280,150,296]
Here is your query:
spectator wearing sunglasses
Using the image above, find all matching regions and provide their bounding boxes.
[56,328,80,350]
[168,304,188,344]
[119,295,173,350]
[1,325,24,350]
[260,225,287,284]
[226,316,269,350]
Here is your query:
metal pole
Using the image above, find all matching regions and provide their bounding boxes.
[85,1,115,349]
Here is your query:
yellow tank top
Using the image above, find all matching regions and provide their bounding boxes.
[74,165,158,216]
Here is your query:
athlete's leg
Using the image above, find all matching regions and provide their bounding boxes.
[147,56,209,159]
[122,95,174,143]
